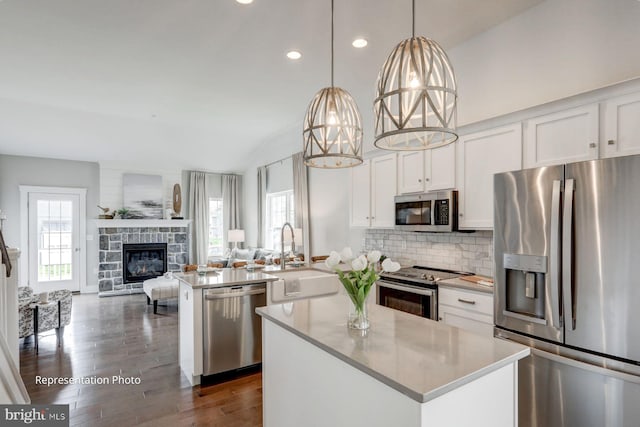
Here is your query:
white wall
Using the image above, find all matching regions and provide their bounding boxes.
[0,154,100,293]
[99,161,182,216]
[450,0,640,126]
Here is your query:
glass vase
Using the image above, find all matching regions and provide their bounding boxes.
[348,296,370,330]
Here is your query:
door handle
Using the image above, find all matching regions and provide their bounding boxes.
[549,180,562,329]
[563,179,576,330]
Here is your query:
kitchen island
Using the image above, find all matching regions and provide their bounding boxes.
[176,269,279,385]
[257,295,529,427]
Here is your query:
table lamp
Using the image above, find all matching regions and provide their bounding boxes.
[228,229,245,250]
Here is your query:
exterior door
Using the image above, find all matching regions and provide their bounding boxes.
[28,192,81,292]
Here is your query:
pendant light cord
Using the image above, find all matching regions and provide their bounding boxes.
[331,0,334,87]
[412,0,415,38]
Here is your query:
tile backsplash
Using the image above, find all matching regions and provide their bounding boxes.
[363,229,494,278]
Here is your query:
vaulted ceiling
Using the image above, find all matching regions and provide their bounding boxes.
[0,0,543,171]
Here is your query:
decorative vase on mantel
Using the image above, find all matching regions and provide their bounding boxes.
[325,248,401,330]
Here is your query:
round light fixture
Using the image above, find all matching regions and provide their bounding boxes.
[286,50,302,60]
[352,38,368,48]
[236,0,253,4]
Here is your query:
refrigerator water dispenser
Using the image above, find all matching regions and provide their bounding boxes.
[503,254,547,320]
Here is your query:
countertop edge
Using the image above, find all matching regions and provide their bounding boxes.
[256,306,529,403]
[438,277,494,294]
[175,271,280,289]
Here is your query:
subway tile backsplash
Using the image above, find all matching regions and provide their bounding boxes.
[363,229,494,278]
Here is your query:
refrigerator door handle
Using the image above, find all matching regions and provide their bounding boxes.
[563,178,576,330]
[550,179,562,329]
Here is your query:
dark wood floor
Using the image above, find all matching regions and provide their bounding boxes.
[19,294,262,426]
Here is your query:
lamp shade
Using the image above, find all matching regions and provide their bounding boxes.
[303,87,363,168]
[227,229,245,243]
[374,36,458,150]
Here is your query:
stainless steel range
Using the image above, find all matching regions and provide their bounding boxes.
[377,266,471,320]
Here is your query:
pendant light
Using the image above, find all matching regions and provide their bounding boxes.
[303,0,363,168]
[374,0,458,150]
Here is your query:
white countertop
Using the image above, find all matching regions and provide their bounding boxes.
[175,269,279,289]
[438,277,494,294]
[257,294,529,403]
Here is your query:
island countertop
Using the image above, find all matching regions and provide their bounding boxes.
[175,269,279,289]
[256,295,529,403]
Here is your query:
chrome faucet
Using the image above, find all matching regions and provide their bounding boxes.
[280,222,295,270]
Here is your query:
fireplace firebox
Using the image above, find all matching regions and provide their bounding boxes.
[123,243,167,284]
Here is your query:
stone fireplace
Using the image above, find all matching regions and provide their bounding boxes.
[97,221,189,295]
[123,243,167,283]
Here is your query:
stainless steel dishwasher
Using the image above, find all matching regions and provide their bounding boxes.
[202,283,266,376]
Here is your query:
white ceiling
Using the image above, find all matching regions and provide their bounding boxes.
[0,0,543,172]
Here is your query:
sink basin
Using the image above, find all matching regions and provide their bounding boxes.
[267,268,341,304]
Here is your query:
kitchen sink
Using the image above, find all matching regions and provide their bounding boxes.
[267,268,340,304]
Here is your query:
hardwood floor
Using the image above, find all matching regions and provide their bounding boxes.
[19,294,263,426]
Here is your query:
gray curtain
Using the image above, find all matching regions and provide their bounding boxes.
[222,174,242,249]
[188,171,209,265]
[292,152,310,262]
[256,166,267,248]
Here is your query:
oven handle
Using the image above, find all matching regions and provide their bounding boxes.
[377,280,436,297]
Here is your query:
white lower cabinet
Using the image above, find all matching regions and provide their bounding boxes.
[438,286,494,336]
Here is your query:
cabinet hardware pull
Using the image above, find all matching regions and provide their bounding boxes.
[458,298,476,305]
[589,142,597,148]
[608,139,615,145]
[365,216,369,219]
[459,213,464,217]
[418,179,422,182]
[425,178,430,181]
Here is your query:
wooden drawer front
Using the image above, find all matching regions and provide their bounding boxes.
[439,287,493,316]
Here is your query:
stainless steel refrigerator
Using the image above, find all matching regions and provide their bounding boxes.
[494,155,640,427]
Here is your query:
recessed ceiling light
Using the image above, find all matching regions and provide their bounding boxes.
[236,0,253,4]
[352,38,368,48]
[286,50,302,60]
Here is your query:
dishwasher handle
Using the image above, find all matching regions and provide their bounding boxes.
[204,288,266,300]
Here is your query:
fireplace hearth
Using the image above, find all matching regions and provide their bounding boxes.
[123,243,167,284]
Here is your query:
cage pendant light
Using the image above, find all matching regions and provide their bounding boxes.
[374,0,458,151]
[303,0,363,168]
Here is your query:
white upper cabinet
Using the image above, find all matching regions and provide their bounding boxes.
[350,154,397,228]
[397,151,424,194]
[603,92,640,158]
[457,123,522,230]
[426,143,456,191]
[370,154,397,228]
[350,160,371,227]
[523,104,599,168]
[397,144,456,194]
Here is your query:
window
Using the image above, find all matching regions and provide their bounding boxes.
[208,198,224,257]
[265,190,295,250]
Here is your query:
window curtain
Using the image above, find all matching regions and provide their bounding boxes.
[292,152,310,262]
[188,171,209,265]
[222,174,242,249]
[257,166,267,248]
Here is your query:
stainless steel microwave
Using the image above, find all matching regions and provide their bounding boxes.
[394,190,458,232]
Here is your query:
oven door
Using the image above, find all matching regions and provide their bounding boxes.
[376,280,437,320]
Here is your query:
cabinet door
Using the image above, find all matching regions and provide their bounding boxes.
[457,123,522,229]
[397,151,425,194]
[371,154,397,228]
[438,304,494,336]
[425,143,456,191]
[603,92,640,158]
[350,160,371,227]
[524,104,599,168]
[438,287,494,337]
